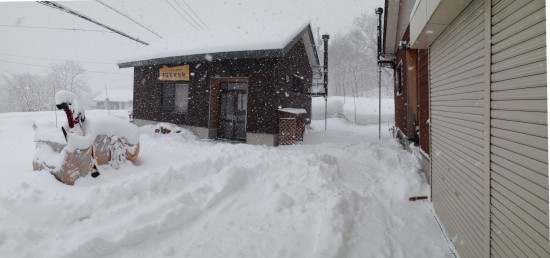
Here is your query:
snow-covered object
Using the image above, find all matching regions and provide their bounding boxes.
[92,135,139,169]
[85,114,140,145]
[33,140,93,185]
[34,127,66,145]
[32,113,140,185]
[279,108,307,114]
[55,90,85,125]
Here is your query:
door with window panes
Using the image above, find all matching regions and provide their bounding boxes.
[218,83,247,141]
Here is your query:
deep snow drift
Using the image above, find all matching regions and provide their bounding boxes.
[0,108,452,257]
[312,97,395,125]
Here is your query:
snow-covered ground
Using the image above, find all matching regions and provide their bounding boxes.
[0,108,453,258]
[312,97,394,125]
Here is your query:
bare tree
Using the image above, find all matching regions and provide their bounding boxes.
[48,61,89,96]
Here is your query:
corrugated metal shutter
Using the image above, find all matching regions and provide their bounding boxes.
[490,0,549,257]
[429,0,488,257]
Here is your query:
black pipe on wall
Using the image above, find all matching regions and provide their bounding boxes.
[322,34,329,131]
[375,7,383,63]
[322,34,329,96]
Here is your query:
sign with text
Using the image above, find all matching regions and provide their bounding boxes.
[159,65,189,81]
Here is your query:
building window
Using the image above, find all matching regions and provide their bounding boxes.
[162,83,189,113]
[292,75,304,93]
[396,61,403,96]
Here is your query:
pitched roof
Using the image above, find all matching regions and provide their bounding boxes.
[117,23,319,68]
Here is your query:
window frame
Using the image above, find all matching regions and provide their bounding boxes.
[292,74,304,94]
[161,83,189,113]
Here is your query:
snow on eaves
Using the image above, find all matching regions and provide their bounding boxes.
[117,21,311,66]
[279,108,307,114]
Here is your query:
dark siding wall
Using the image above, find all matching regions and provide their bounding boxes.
[133,58,279,134]
[133,61,211,128]
[274,39,313,124]
[417,49,429,154]
[394,28,409,137]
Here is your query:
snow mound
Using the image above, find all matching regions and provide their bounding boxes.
[0,109,452,258]
[141,122,198,141]
[85,114,140,145]
[34,126,66,145]
[279,108,307,114]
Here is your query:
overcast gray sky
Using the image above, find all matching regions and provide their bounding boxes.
[0,0,383,94]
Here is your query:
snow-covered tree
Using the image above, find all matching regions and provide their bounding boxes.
[2,73,53,112]
[327,13,393,99]
[0,86,10,113]
[48,61,90,97]
[48,61,91,109]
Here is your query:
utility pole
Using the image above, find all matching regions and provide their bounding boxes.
[375,7,383,139]
[53,82,57,127]
[105,84,110,115]
[322,34,330,131]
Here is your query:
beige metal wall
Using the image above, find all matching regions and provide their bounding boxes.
[430,0,548,257]
[489,0,549,257]
[429,0,488,257]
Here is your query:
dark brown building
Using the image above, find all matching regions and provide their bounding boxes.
[118,24,319,146]
[392,26,430,173]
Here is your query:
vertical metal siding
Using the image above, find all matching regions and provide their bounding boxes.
[429,0,488,257]
[490,0,549,257]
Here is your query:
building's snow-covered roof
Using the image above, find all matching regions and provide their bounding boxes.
[93,89,133,102]
[118,22,319,68]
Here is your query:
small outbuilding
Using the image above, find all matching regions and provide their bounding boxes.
[118,23,319,146]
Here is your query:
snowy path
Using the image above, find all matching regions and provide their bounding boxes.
[0,111,452,258]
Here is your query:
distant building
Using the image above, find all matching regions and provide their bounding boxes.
[117,23,319,146]
[93,89,133,110]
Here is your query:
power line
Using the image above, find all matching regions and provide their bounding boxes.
[36,1,149,46]
[163,0,199,31]
[172,0,204,30]
[0,24,113,33]
[180,0,209,29]
[0,59,131,76]
[0,53,115,65]
[94,0,163,38]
